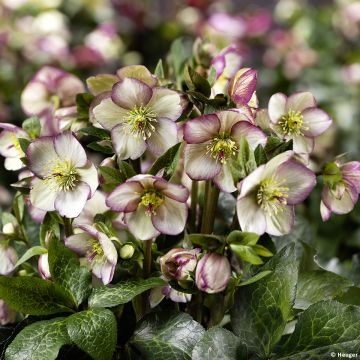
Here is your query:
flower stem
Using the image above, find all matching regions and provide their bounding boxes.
[63,217,73,237]
[201,181,220,234]
[141,239,153,317]
[190,180,198,232]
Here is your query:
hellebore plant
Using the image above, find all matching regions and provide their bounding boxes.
[0,39,359,360]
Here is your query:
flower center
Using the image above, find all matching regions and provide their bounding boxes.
[278,110,306,136]
[140,190,164,216]
[206,135,238,164]
[87,241,104,261]
[256,178,289,215]
[126,105,157,140]
[44,160,79,191]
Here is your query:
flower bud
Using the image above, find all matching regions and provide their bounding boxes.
[2,222,15,235]
[160,248,200,282]
[195,253,231,294]
[38,253,51,280]
[120,243,135,259]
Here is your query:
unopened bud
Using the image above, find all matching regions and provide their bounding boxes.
[2,223,15,235]
[38,253,51,280]
[119,243,135,259]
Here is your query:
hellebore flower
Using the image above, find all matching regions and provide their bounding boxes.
[65,224,117,285]
[237,151,316,236]
[27,132,98,218]
[149,284,192,308]
[268,92,332,154]
[106,174,189,241]
[195,253,231,294]
[0,242,17,276]
[38,253,51,280]
[160,248,200,282]
[321,161,360,221]
[184,110,267,192]
[93,77,183,159]
[0,123,29,171]
[0,300,16,325]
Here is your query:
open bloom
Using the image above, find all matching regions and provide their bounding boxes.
[65,224,117,285]
[93,77,183,159]
[268,92,332,154]
[184,110,267,192]
[106,174,189,240]
[27,132,98,218]
[237,151,316,236]
[0,123,29,171]
[321,161,360,221]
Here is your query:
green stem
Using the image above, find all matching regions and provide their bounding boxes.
[63,217,73,237]
[190,180,198,232]
[201,181,220,234]
[141,239,153,317]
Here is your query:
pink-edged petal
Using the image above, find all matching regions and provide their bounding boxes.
[98,261,115,285]
[0,127,27,157]
[146,118,178,156]
[30,178,57,211]
[292,135,314,154]
[111,78,152,109]
[26,136,59,177]
[77,162,99,197]
[320,200,332,221]
[106,181,142,212]
[237,165,265,197]
[54,182,90,218]
[184,143,221,180]
[237,196,267,235]
[231,121,267,149]
[152,198,187,235]
[28,203,47,224]
[268,93,287,123]
[97,232,118,265]
[265,205,294,236]
[286,92,316,112]
[214,163,236,193]
[231,69,257,105]
[54,132,87,167]
[147,88,183,121]
[262,150,294,179]
[111,124,147,160]
[126,207,160,240]
[153,180,189,202]
[342,162,360,192]
[322,185,358,215]
[92,96,128,130]
[65,232,92,255]
[302,108,332,137]
[274,160,316,204]
[183,114,220,144]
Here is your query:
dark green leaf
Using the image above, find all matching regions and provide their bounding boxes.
[238,270,272,287]
[185,66,211,97]
[275,301,360,359]
[264,137,293,159]
[78,126,110,140]
[88,278,166,308]
[0,276,74,315]
[187,233,223,250]
[295,270,353,310]
[148,142,182,180]
[131,311,204,360]
[87,141,114,154]
[40,212,60,247]
[66,308,117,360]
[5,318,70,360]
[18,138,31,153]
[15,246,47,267]
[226,231,259,246]
[335,286,360,306]
[192,327,248,360]
[22,116,41,138]
[76,93,94,120]
[118,160,137,180]
[231,244,297,356]
[254,144,267,166]
[99,166,124,186]
[48,238,92,307]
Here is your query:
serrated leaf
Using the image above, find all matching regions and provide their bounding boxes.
[238,270,272,287]
[294,270,353,310]
[18,138,30,153]
[230,137,256,182]
[265,137,293,159]
[0,276,74,315]
[254,144,267,165]
[78,126,110,140]
[22,116,41,139]
[88,278,166,308]
[40,212,60,247]
[5,317,69,360]
[48,238,92,307]
[87,141,114,154]
[154,59,165,78]
[76,93,94,120]
[66,308,117,360]
[15,246,47,267]
[231,244,297,356]
[226,231,259,246]
[131,311,204,360]
[275,301,360,359]
[148,143,182,180]
[99,166,124,185]
[192,327,248,360]
[118,160,137,180]
[185,66,211,97]
[187,233,223,250]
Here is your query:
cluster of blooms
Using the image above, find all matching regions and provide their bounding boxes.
[0,39,359,323]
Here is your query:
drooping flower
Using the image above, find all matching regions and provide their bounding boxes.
[0,123,29,171]
[195,253,231,294]
[93,77,183,159]
[149,283,192,308]
[38,253,51,280]
[183,110,267,192]
[106,174,189,241]
[65,224,118,285]
[268,92,332,154]
[27,131,98,218]
[321,161,360,221]
[237,151,316,236]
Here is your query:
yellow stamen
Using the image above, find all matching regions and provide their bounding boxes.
[126,105,157,140]
[44,159,79,191]
[257,178,289,215]
[206,135,238,164]
[140,189,164,216]
[278,110,308,136]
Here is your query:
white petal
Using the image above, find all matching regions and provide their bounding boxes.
[4,157,25,171]
[126,207,160,240]
[292,135,314,154]
[268,93,287,123]
[30,178,57,212]
[214,163,236,193]
[265,205,294,236]
[237,165,265,197]
[54,132,87,167]
[217,110,250,133]
[147,88,183,121]
[78,162,99,196]
[93,97,128,130]
[286,92,316,112]
[262,151,294,179]
[54,182,90,218]
[320,200,331,221]
[237,196,267,235]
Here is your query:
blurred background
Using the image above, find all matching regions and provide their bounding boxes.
[0,0,359,271]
